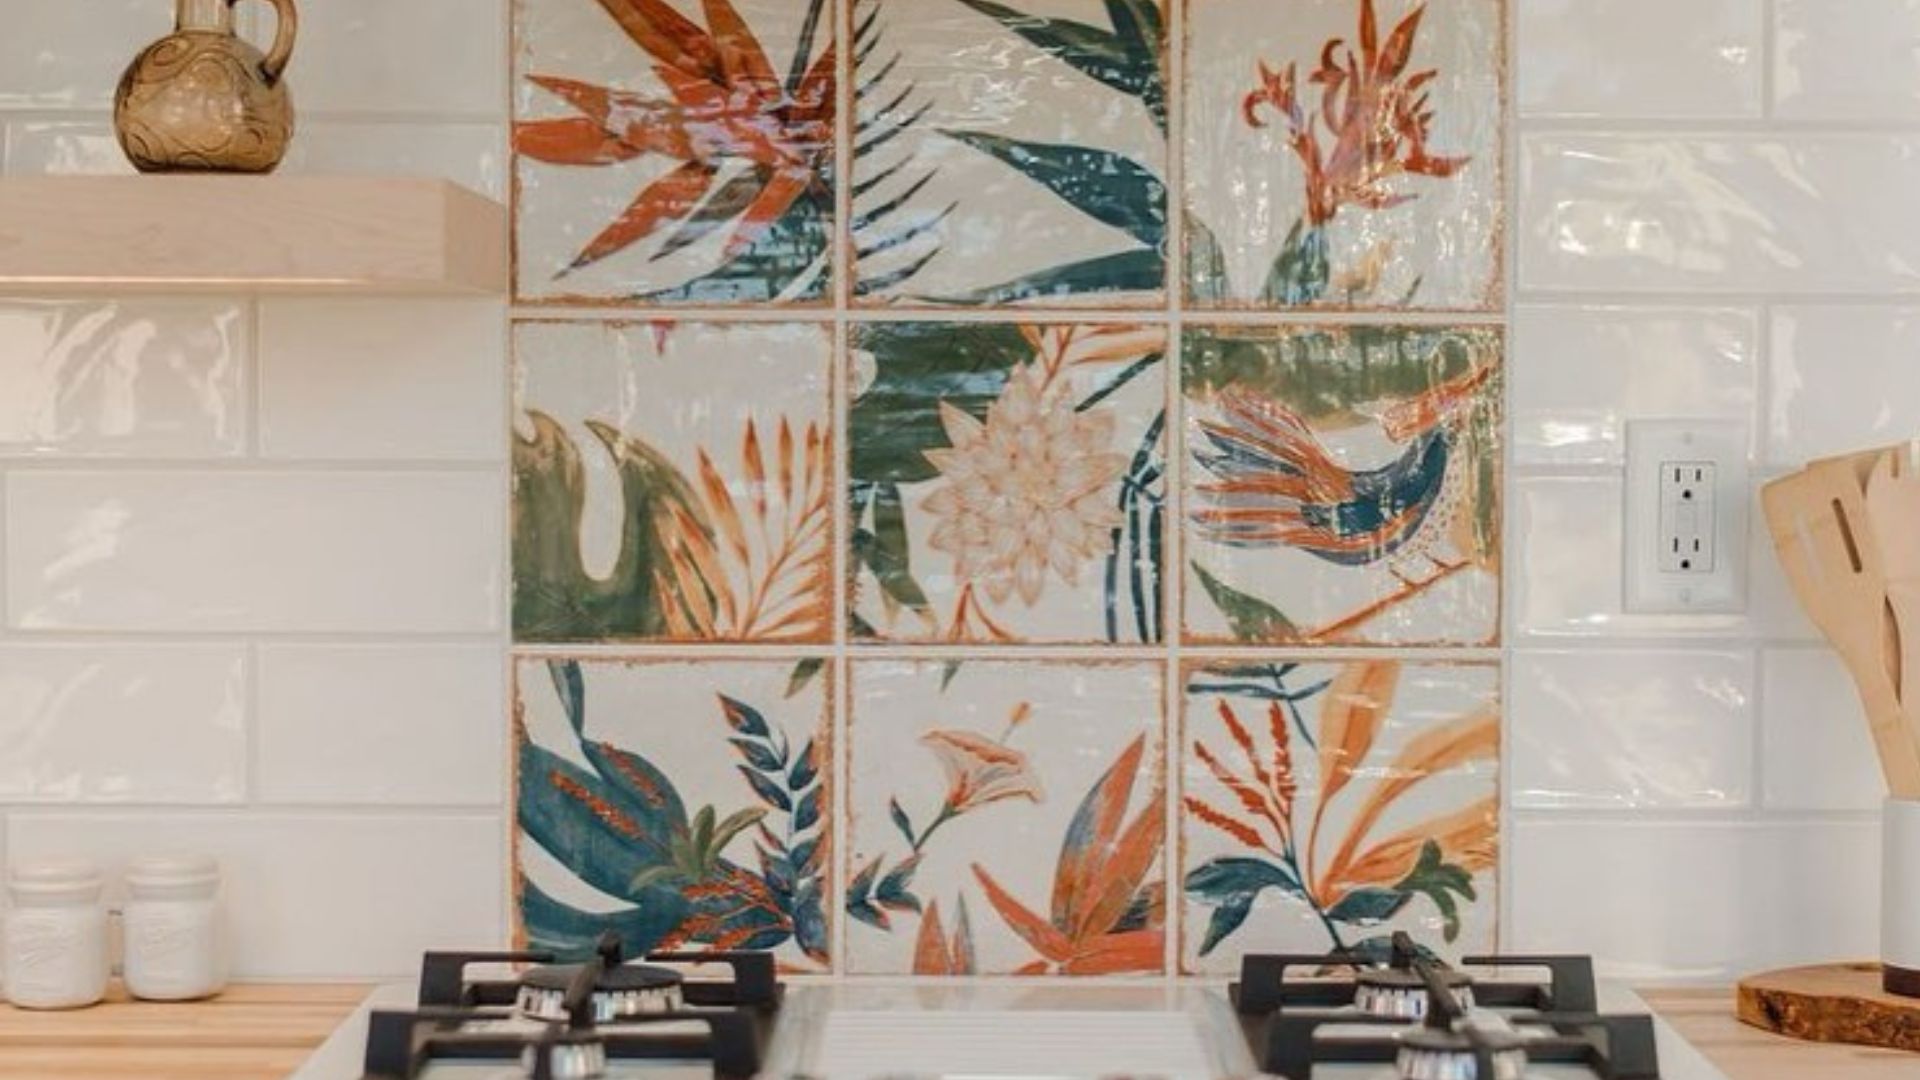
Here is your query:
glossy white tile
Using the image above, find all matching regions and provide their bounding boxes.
[0,1,167,109]
[1,119,130,175]
[1512,649,1755,809]
[4,472,502,633]
[1760,648,1886,811]
[1509,820,1880,981]
[1518,0,1763,118]
[0,644,245,804]
[1522,134,1920,295]
[3,813,504,978]
[1512,476,1747,638]
[281,122,506,200]
[273,0,505,117]
[1512,305,1758,466]
[1775,0,1920,121]
[1746,510,1822,642]
[257,298,506,461]
[0,299,246,458]
[257,644,504,806]
[1768,305,1920,466]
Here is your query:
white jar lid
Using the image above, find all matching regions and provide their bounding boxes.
[127,853,219,889]
[9,857,103,897]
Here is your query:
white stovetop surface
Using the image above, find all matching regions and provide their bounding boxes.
[291,978,1730,1080]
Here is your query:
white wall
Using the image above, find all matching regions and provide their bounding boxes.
[0,0,1912,982]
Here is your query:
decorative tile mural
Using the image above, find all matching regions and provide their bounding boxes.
[514,656,832,970]
[1179,658,1500,973]
[849,322,1167,643]
[507,0,1508,975]
[512,0,836,304]
[848,0,1167,305]
[1183,324,1503,646]
[1184,0,1505,310]
[513,320,833,643]
[845,660,1166,974]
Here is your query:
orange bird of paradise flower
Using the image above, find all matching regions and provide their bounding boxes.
[515,0,834,273]
[1241,0,1467,228]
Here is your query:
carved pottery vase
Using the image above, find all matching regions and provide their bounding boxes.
[114,0,298,173]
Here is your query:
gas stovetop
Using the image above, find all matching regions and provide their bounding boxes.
[290,932,1730,1080]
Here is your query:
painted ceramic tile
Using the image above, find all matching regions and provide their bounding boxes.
[512,0,834,304]
[1182,324,1502,646]
[513,321,833,643]
[514,656,831,969]
[1180,658,1499,973]
[1184,0,1505,310]
[849,323,1167,644]
[848,0,1167,306]
[846,660,1165,974]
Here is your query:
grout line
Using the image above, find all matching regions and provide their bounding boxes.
[0,457,509,473]
[1162,0,1185,978]
[1514,115,1920,136]
[1496,0,1519,955]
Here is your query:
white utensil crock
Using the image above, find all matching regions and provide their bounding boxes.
[1888,799,1920,997]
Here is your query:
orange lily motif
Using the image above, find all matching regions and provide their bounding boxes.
[922,728,1046,817]
[515,0,834,273]
[1184,660,1496,955]
[972,734,1166,975]
[1242,0,1467,228]
[911,898,976,975]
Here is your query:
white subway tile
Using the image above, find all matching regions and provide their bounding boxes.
[1,119,130,176]
[1512,305,1758,466]
[1761,648,1886,811]
[1775,0,1920,121]
[4,472,502,633]
[0,299,246,458]
[1521,134,1920,295]
[1768,305,1920,466]
[4,813,504,978]
[1512,649,1755,809]
[1512,476,1748,638]
[0,644,245,804]
[281,122,506,200]
[275,0,505,117]
[1510,819,1879,981]
[257,644,503,805]
[1518,0,1763,118]
[0,2,168,109]
[257,299,506,461]
[1747,508,1822,642]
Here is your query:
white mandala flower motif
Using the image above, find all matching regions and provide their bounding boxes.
[921,365,1128,606]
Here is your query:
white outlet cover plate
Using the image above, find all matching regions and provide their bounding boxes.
[1623,420,1750,614]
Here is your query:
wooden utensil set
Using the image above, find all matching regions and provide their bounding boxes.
[1764,440,1920,798]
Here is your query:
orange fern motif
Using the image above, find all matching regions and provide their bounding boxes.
[973,734,1165,975]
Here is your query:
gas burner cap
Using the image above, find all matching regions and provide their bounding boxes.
[1394,1022,1526,1080]
[515,961,685,1023]
[520,1029,607,1080]
[1356,965,1475,1019]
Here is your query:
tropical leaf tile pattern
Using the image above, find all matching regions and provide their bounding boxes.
[515,657,832,968]
[1183,324,1503,646]
[1185,0,1504,310]
[850,0,1168,306]
[1180,658,1499,973]
[849,322,1167,643]
[513,320,833,643]
[846,660,1165,974]
[507,0,1508,976]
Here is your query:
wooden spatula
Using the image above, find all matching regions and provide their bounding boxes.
[1763,455,1920,797]
[1866,442,1920,758]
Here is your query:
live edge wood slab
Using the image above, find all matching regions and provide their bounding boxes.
[1735,963,1920,1053]
[0,981,1913,1080]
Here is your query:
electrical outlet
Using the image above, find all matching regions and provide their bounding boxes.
[1624,421,1748,613]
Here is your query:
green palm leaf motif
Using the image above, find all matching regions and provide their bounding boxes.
[852,0,949,296]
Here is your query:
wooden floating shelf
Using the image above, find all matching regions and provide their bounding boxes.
[0,176,506,296]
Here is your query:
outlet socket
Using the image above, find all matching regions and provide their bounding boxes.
[1624,421,1748,613]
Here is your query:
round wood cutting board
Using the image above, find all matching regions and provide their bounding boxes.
[1736,963,1920,1052]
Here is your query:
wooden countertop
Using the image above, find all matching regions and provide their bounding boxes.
[0,983,1913,1079]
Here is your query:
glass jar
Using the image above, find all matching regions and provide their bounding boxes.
[3,858,109,1009]
[122,854,226,1001]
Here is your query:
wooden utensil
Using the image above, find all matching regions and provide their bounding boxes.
[1762,455,1920,797]
[1866,443,1920,754]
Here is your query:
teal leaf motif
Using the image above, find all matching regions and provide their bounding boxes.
[738,765,793,812]
[1261,219,1331,307]
[1184,856,1306,957]
[1191,561,1298,641]
[950,0,1165,130]
[719,695,771,738]
[953,248,1165,307]
[1326,887,1413,926]
[939,131,1164,248]
[1391,840,1479,944]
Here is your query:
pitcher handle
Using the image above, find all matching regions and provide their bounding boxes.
[233,0,297,84]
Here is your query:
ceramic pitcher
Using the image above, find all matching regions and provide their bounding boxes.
[114,0,298,173]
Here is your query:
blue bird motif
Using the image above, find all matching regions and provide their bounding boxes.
[1190,363,1492,578]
